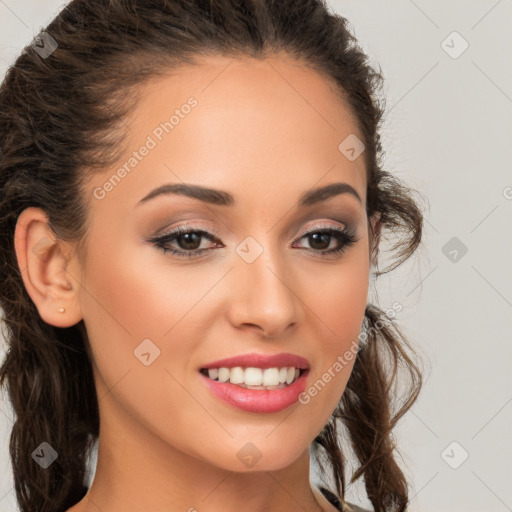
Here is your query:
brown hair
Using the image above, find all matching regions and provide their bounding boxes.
[0,1,424,511]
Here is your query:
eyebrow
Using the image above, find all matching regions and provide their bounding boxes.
[137,181,362,208]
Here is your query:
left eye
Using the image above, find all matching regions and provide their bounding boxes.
[149,224,358,259]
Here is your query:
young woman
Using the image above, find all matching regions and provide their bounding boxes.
[0,1,424,511]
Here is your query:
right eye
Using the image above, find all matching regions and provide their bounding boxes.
[148,225,223,259]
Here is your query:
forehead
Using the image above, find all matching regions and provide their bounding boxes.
[86,53,367,213]
[130,53,362,142]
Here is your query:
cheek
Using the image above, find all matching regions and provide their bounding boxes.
[305,241,370,343]
[77,236,207,439]
[297,245,369,418]
[77,230,220,394]
[79,230,212,341]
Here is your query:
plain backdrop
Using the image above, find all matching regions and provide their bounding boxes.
[1,1,511,511]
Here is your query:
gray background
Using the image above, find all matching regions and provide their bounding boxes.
[1,1,511,510]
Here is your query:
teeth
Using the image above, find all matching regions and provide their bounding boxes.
[230,366,245,384]
[262,368,279,386]
[208,368,219,380]
[206,366,303,388]
[218,367,230,383]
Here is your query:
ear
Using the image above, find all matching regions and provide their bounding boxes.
[14,207,83,328]
[369,211,382,269]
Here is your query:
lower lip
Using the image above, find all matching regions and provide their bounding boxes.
[199,370,309,413]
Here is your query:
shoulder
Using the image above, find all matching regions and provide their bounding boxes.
[318,486,373,512]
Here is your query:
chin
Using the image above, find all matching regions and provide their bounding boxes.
[198,439,309,473]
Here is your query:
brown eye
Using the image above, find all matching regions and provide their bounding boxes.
[175,232,203,251]
[149,226,222,259]
[307,232,332,251]
[293,226,359,257]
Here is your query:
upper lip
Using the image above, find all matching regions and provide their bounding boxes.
[200,352,310,370]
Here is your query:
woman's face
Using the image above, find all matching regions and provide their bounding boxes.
[73,54,373,472]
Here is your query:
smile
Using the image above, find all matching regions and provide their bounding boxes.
[199,367,310,413]
[199,366,306,389]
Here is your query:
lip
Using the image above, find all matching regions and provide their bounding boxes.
[199,369,310,413]
[199,352,310,370]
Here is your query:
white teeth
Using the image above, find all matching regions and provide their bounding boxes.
[230,367,244,385]
[262,368,280,386]
[244,367,262,386]
[218,367,230,383]
[204,366,303,388]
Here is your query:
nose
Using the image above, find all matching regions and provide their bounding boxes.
[226,243,302,338]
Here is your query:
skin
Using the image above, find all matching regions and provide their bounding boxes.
[15,54,379,512]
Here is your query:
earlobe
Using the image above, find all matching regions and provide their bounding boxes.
[14,207,83,328]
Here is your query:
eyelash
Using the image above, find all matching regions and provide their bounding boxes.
[149,223,359,260]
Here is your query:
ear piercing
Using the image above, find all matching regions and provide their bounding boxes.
[57,307,65,313]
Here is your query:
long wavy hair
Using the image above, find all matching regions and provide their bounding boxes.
[0,1,425,511]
